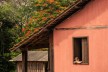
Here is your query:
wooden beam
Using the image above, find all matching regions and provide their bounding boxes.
[49,32,54,72]
[22,48,28,72]
[27,44,49,50]
[55,25,108,30]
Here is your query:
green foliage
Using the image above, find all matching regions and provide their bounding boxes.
[0,21,17,72]
[0,2,21,23]
[0,2,23,71]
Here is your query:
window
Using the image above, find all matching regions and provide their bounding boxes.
[73,37,89,64]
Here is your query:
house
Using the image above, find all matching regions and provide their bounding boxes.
[10,51,48,72]
[10,0,108,72]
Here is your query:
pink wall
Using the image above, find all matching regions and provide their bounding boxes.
[54,0,108,72]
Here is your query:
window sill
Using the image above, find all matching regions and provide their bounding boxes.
[73,63,89,65]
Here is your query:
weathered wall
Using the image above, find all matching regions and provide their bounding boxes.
[17,62,45,72]
[54,0,108,72]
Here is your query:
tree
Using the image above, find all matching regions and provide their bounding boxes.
[0,1,27,72]
[0,1,39,72]
[0,0,77,72]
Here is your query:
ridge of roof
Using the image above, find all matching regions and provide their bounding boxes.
[10,0,91,51]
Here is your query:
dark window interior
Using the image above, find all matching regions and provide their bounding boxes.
[45,62,48,72]
[74,38,82,61]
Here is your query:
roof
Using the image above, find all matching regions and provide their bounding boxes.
[10,51,48,62]
[10,0,91,51]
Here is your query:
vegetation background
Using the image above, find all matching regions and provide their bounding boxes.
[0,0,76,72]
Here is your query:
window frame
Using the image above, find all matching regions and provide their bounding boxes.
[72,37,89,65]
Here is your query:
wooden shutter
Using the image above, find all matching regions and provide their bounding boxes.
[82,38,88,64]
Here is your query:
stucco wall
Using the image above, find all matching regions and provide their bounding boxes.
[54,0,108,72]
